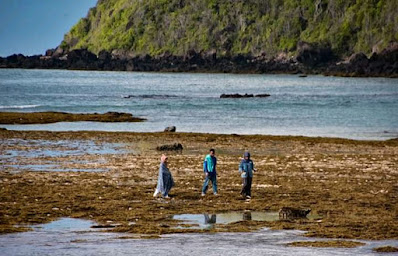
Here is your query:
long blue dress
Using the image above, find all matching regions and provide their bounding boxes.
[156,162,174,196]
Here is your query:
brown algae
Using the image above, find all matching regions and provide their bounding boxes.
[373,246,398,253]
[0,111,145,124]
[287,240,366,248]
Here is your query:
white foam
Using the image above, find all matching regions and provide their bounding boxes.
[0,105,40,109]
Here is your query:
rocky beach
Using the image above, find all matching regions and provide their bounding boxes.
[1,1,398,254]
[1,129,397,244]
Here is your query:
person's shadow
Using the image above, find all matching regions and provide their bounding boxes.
[204,214,217,224]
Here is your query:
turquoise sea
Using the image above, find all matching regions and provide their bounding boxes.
[0,69,397,140]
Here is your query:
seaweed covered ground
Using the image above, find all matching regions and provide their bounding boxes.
[0,111,145,124]
[0,129,397,241]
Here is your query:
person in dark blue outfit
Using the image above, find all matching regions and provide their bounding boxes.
[239,151,256,199]
[201,149,217,196]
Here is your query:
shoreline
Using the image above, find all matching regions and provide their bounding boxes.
[1,129,397,241]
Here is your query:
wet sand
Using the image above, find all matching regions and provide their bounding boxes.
[0,129,397,242]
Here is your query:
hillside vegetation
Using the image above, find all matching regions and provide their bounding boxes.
[61,0,397,58]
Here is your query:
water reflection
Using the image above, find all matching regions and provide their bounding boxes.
[204,214,217,224]
[174,211,280,229]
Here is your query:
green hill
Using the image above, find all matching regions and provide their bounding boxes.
[58,0,398,58]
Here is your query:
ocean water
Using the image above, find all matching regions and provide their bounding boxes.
[0,69,397,140]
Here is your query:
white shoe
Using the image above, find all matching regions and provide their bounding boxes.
[246,195,251,199]
[201,193,206,197]
[153,189,159,197]
[214,192,218,196]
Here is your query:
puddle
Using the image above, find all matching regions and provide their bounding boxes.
[32,218,97,232]
[173,211,322,229]
[173,211,280,229]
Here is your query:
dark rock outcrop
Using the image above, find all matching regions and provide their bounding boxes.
[220,93,270,98]
[255,94,271,98]
[221,93,254,98]
[156,143,183,151]
[0,43,397,77]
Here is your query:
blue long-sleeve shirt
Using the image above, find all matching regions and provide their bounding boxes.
[203,155,217,174]
[239,159,254,178]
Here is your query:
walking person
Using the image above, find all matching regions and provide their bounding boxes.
[201,149,217,196]
[239,151,255,199]
[153,154,174,198]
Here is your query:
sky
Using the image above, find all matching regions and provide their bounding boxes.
[0,0,97,57]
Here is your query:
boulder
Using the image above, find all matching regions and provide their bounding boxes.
[164,126,176,132]
[52,47,65,58]
[279,207,311,219]
[67,49,97,62]
[45,49,55,57]
[156,143,183,151]
[347,52,369,67]
[296,41,334,66]
[98,50,112,61]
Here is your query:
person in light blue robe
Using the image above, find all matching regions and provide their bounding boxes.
[153,154,174,198]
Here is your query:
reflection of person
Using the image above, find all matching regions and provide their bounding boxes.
[243,212,252,221]
[204,214,217,224]
[239,151,256,199]
[201,149,217,196]
[153,154,174,198]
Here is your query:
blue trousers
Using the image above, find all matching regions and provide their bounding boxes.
[202,173,217,194]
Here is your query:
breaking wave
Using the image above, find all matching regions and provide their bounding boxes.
[0,105,40,109]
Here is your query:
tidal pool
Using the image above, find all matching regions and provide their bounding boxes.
[0,139,127,158]
[0,139,128,172]
[0,218,396,256]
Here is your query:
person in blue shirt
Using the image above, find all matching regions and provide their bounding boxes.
[239,151,256,199]
[201,148,217,196]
